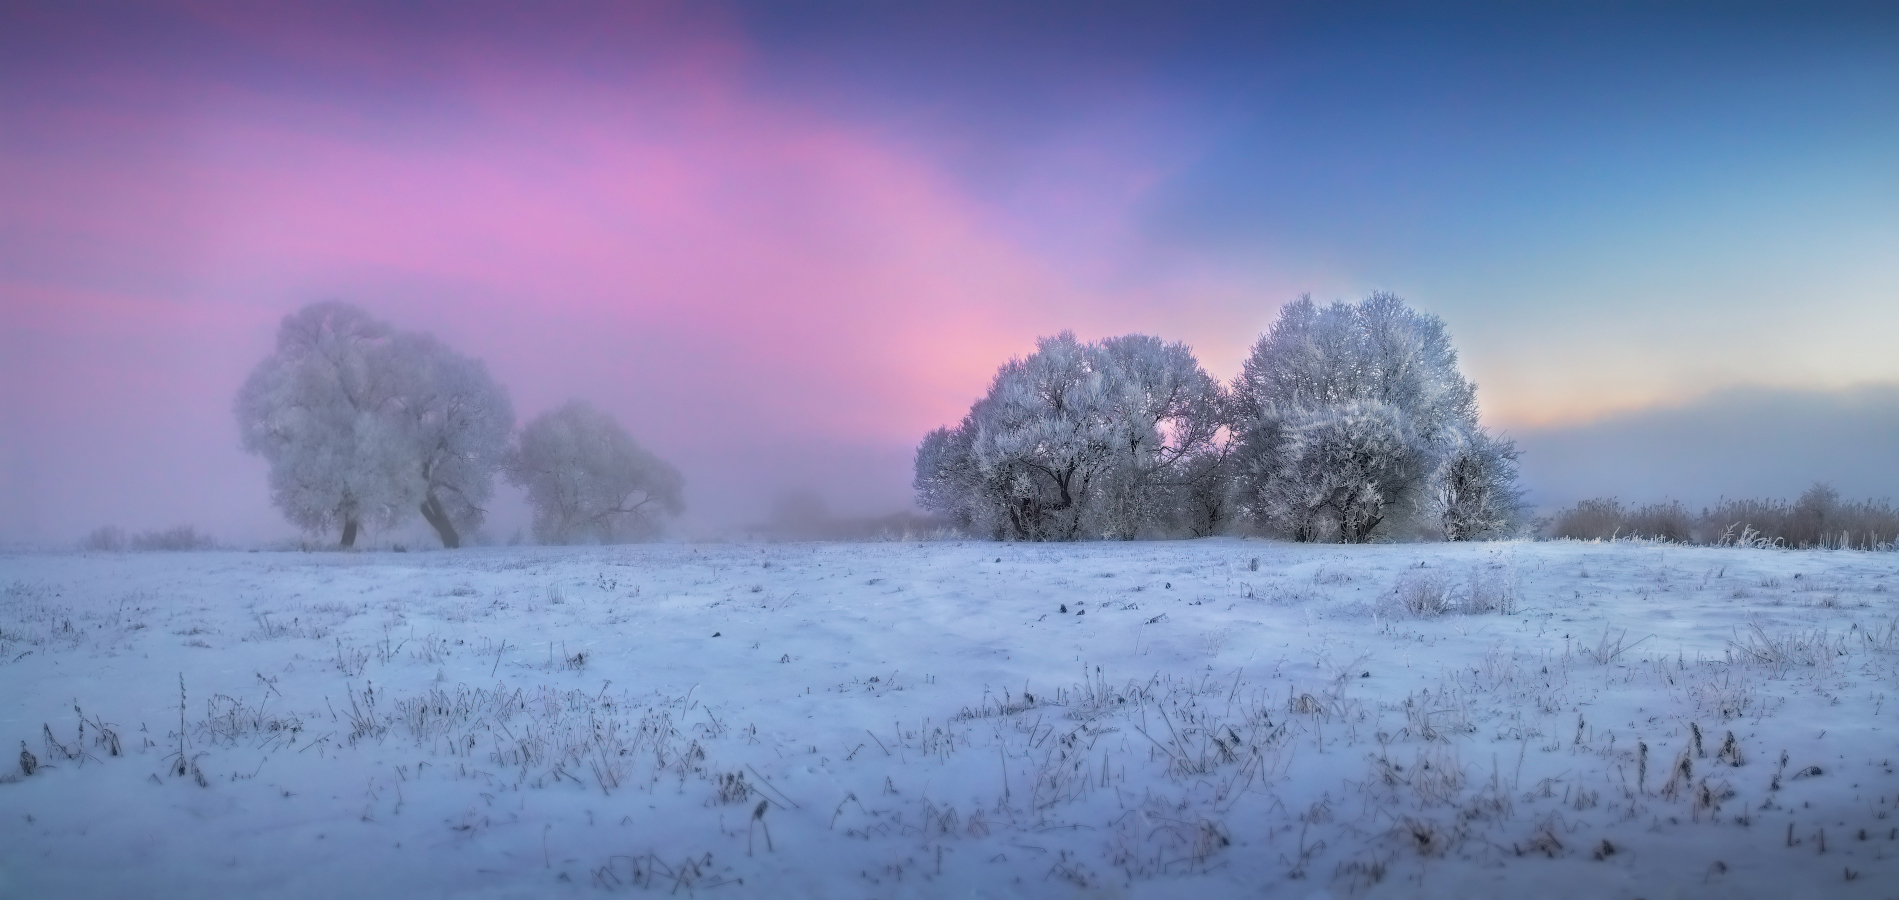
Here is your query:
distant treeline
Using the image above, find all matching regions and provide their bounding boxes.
[84,524,217,552]
[1546,484,1899,550]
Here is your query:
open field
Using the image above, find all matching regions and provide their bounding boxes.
[2,539,1897,898]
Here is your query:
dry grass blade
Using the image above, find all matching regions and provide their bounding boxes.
[1579,627,1650,665]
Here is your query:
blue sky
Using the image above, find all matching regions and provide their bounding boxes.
[741,2,1899,420]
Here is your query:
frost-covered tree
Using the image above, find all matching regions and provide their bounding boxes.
[1257,401,1426,543]
[1092,335,1229,539]
[1234,293,1476,448]
[504,401,684,544]
[1173,443,1237,537]
[913,414,989,531]
[968,332,1115,540]
[914,332,1226,540]
[235,302,419,548]
[237,302,513,549]
[1790,482,1841,544]
[1431,428,1525,541]
[1232,292,1511,542]
[381,332,514,548]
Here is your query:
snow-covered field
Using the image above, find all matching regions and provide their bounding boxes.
[3,539,1897,899]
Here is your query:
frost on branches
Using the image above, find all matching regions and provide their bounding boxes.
[1252,400,1426,544]
[504,401,684,544]
[1432,427,1525,542]
[916,294,1524,543]
[914,332,1228,541]
[382,331,514,548]
[235,302,513,548]
[1231,293,1522,542]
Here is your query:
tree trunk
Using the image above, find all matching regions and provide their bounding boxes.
[340,517,359,549]
[419,493,461,549]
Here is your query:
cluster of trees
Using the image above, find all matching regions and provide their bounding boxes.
[1548,483,1899,550]
[915,293,1524,543]
[236,303,682,548]
[83,524,216,552]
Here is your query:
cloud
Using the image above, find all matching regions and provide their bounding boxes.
[1513,383,1899,511]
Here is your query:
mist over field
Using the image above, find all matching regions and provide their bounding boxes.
[8,378,1897,550]
[6,352,1898,550]
[1516,384,1899,512]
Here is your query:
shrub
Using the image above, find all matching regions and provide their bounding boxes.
[82,525,127,552]
[1391,568,1454,617]
[1544,484,1899,550]
[128,525,215,552]
[1625,500,1693,544]
[1464,564,1520,615]
[1547,498,1623,541]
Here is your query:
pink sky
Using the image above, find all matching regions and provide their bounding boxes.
[0,4,1287,541]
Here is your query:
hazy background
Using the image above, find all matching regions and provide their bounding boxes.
[4,2,1897,545]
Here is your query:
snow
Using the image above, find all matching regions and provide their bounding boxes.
[2,538,1897,898]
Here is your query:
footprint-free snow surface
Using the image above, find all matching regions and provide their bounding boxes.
[3,539,1897,899]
